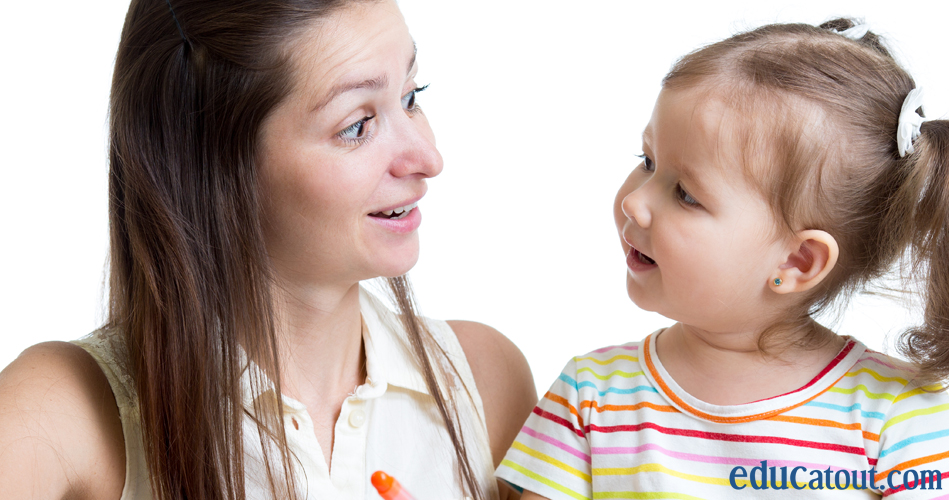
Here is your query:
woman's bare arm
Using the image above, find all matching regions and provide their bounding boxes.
[450,320,537,500]
[0,341,125,499]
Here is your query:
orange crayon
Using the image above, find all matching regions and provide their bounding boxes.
[371,471,417,500]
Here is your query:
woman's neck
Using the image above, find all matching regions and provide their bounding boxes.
[655,320,844,406]
[271,280,366,404]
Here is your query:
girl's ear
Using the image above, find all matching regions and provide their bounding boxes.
[771,230,839,294]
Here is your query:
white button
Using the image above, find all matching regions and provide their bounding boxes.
[348,409,366,428]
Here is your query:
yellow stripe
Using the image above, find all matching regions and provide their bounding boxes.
[511,441,592,482]
[894,385,942,403]
[593,463,855,491]
[844,368,908,385]
[593,492,705,499]
[881,403,949,434]
[595,463,735,487]
[577,367,644,380]
[827,385,896,401]
[575,355,638,365]
[499,460,588,500]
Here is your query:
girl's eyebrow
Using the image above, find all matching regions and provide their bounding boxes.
[642,129,710,195]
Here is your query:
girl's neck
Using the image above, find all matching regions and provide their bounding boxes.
[655,321,844,406]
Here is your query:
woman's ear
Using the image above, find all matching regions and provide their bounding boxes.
[770,230,839,294]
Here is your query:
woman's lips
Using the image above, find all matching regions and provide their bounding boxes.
[626,246,658,272]
[367,205,421,234]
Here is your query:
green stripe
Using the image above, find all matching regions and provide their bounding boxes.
[881,403,949,433]
[499,459,588,500]
[577,367,645,380]
[844,368,908,385]
[828,385,896,401]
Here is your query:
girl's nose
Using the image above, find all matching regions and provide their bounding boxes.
[622,185,652,229]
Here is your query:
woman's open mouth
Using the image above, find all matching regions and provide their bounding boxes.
[369,201,418,220]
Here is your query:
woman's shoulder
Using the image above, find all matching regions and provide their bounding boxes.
[0,340,125,499]
[447,320,538,467]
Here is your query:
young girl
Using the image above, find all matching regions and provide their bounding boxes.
[497,19,949,499]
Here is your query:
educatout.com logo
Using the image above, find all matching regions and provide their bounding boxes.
[729,461,943,491]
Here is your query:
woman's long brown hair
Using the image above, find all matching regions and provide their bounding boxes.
[661,19,949,384]
[107,0,486,498]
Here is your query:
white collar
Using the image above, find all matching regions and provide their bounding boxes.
[240,284,432,413]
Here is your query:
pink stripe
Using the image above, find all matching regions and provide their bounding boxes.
[521,425,591,463]
[592,344,639,354]
[586,422,867,457]
[858,355,903,372]
[592,443,852,471]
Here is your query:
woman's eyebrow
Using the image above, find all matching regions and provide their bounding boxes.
[311,75,389,112]
[312,44,418,113]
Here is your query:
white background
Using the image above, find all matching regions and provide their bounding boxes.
[2,1,946,394]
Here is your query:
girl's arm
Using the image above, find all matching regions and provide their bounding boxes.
[450,320,538,500]
[0,342,125,499]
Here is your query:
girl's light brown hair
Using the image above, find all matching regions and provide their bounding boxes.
[662,18,949,384]
[107,0,485,498]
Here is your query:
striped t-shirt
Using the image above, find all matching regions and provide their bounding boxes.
[496,331,949,499]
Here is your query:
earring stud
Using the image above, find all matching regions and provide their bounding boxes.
[773,278,783,286]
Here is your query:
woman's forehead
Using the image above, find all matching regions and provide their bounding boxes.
[285,0,414,108]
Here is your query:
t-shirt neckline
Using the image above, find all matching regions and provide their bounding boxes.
[640,329,865,423]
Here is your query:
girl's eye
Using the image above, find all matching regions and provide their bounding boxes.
[337,115,375,143]
[636,154,655,172]
[402,84,429,112]
[676,184,700,206]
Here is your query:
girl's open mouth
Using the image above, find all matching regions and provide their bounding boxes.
[633,247,656,265]
[627,246,658,272]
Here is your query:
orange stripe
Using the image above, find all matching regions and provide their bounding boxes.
[581,400,680,414]
[543,391,585,429]
[643,335,847,424]
[765,415,880,442]
[875,450,949,482]
[863,431,880,442]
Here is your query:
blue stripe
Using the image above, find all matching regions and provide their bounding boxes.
[803,401,886,420]
[880,429,949,458]
[558,374,658,396]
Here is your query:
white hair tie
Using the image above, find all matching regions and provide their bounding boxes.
[838,24,870,40]
[898,88,925,157]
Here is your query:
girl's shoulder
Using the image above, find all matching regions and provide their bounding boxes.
[848,346,946,393]
[0,340,125,499]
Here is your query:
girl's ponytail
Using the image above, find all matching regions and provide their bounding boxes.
[900,119,949,384]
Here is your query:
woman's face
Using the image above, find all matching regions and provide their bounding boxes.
[258,0,441,287]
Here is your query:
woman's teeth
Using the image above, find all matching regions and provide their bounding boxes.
[372,201,418,219]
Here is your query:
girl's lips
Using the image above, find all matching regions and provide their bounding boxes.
[367,205,421,234]
[626,246,658,273]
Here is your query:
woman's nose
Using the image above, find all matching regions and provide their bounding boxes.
[389,117,444,179]
[622,185,652,229]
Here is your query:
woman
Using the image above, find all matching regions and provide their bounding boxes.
[0,0,536,498]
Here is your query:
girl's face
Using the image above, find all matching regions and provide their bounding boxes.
[613,87,792,333]
[258,0,441,287]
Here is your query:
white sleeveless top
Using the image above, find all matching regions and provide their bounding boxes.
[73,286,498,500]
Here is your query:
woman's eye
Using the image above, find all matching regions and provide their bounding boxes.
[337,115,374,142]
[637,154,655,172]
[402,84,429,112]
[676,184,699,206]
